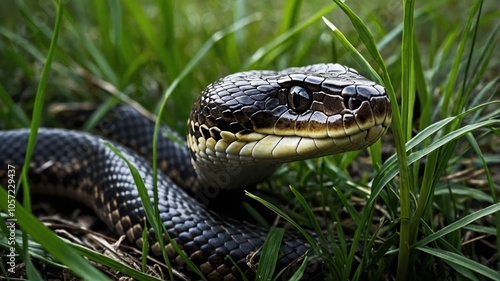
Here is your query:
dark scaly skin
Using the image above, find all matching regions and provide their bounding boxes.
[0,129,319,280]
[48,105,198,192]
[0,63,391,280]
[48,106,228,207]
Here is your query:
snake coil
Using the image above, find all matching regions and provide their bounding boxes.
[0,63,391,280]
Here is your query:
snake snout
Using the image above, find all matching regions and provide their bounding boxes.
[341,84,386,111]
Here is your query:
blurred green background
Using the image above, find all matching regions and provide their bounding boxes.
[1,0,496,132]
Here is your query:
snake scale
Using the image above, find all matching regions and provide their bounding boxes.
[0,63,392,280]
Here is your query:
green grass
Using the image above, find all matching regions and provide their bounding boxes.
[0,0,499,280]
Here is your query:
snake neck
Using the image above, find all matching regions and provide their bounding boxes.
[191,159,279,190]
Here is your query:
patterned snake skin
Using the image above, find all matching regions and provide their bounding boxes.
[0,63,391,280]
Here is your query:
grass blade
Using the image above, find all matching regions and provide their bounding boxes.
[18,1,64,279]
[326,2,413,279]
[287,254,310,281]
[256,227,285,280]
[414,202,500,248]
[245,191,319,253]
[69,241,162,281]
[321,17,381,83]
[416,246,500,280]
[396,1,415,278]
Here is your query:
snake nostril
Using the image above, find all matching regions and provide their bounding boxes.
[344,97,362,110]
[341,85,361,111]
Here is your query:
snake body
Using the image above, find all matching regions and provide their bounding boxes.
[0,63,391,280]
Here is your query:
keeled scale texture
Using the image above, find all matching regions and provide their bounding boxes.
[0,129,320,280]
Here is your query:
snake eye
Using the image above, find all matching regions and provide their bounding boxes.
[287,86,312,113]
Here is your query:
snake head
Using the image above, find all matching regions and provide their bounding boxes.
[188,63,391,188]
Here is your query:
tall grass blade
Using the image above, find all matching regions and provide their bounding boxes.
[18,1,64,279]
[321,17,380,83]
[287,255,309,281]
[396,0,415,278]
[70,241,162,281]
[327,2,413,279]
[442,0,483,118]
[416,246,500,280]
[245,191,319,253]
[256,227,285,280]
[414,202,500,247]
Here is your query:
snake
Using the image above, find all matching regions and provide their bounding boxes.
[0,63,391,280]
